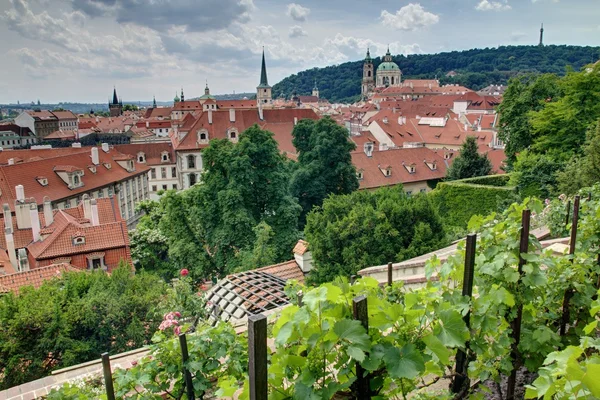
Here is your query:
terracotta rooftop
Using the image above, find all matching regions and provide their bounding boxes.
[114,143,175,166]
[293,239,309,256]
[0,263,78,295]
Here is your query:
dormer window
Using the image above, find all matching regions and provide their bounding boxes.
[138,152,146,163]
[104,162,112,169]
[227,128,238,142]
[128,160,135,171]
[403,163,416,174]
[197,130,209,144]
[161,152,170,162]
[36,176,48,186]
[356,170,364,180]
[444,152,453,160]
[88,165,97,174]
[73,235,86,245]
[424,160,437,171]
[379,165,392,177]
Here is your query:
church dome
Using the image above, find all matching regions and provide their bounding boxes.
[377,61,400,72]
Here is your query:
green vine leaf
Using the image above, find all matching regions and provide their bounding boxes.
[434,310,469,348]
[383,344,426,379]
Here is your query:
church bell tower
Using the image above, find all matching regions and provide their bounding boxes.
[361,48,375,100]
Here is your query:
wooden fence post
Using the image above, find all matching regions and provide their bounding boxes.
[248,314,268,400]
[387,262,393,286]
[565,200,571,227]
[451,234,477,394]
[506,209,531,400]
[101,353,116,400]
[297,290,303,307]
[352,296,370,399]
[560,195,580,337]
[179,334,195,400]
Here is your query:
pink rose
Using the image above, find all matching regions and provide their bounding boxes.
[174,326,181,336]
[175,312,181,318]
[180,269,189,277]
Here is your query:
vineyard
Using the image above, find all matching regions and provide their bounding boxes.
[49,187,600,399]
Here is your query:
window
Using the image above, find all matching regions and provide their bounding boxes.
[187,155,196,169]
[138,153,145,163]
[98,190,104,198]
[230,131,236,139]
[420,188,427,193]
[159,129,163,133]
[152,185,157,192]
[90,258,103,270]
[172,184,178,190]
[151,169,156,179]
[368,71,371,77]
[356,171,363,180]
[189,173,197,186]
[162,152,169,162]
[108,187,114,196]
[162,184,168,190]
[199,132,207,141]
[171,167,177,177]
[73,236,85,245]
[406,191,413,196]
[72,174,81,186]
[161,167,167,179]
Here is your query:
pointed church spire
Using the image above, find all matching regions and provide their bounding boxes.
[112,86,118,105]
[153,96,157,108]
[259,47,270,88]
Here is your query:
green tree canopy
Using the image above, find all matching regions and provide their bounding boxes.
[446,136,492,180]
[497,74,563,165]
[304,186,446,284]
[290,117,358,225]
[557,120,600,195]
[132,125,301,280]
[509,151,561,199]
[0,266,166,389]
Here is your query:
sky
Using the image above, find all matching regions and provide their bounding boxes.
[0,0,598,104]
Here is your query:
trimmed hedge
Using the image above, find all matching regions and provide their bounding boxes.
[429,174,517,231]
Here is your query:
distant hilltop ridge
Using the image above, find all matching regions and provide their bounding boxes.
[273,44,600,103]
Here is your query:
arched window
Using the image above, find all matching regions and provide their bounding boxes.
[368,71,372,77]
[187,155,196,169]
[138,153,145,163]
[73,175,80,186]
[230,131,236,139]
[189,173,197,186]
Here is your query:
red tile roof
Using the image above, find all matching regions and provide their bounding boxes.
[0,148,89,165]
[293,240,309,255]
[173,101,202,111]
[114,143,175,166]
[216,100,257,110]
[143,107,173,119]
[45,130,78,140]
[50,110,78,120]
[256,260,305,283]
[352,147,447,189]
[0,147,150,212]
[0,263,79,295]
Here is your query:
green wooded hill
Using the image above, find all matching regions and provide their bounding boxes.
[272,45,600,103]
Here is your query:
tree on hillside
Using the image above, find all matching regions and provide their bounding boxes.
[509,151,561,199]
[132,125,301,279]
[123,104,139,111]
[304,186,446,284]
[0,266,167,389]
[290,117,358,226]
[446,136,492,180]
[497,74,563,165]
[530,62,600,155]
[557,120,600,195]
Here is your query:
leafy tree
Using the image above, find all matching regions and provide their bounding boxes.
[133,125,301,279]
[509,151,562,198]
[445,136,492,180]
[290,117,358,225]
[0,266,167,389]
[530,62,600,155]
[123,104,139,111]
[497,74,563,165]
[305,186,446,284]
[556,120,600,194]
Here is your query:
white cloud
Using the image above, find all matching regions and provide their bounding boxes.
[475,0,512,11]
[324,33,422,60]
[286,3,310,22]
[380,3,439,31]
[288,25,307,38]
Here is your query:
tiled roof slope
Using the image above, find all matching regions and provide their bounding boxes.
[0,147,89,165]
[256,260,305,283]
[0,147,150,212]
[0,263,78,295]
[174,108,319,154]
[352,147,447,189]
[114,143,175,165]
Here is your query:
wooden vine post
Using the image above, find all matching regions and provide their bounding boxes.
[387,262,393,286]
[565,200,571,226]
[506,209,531,400]
[101,352,116,400]
[560,195,580,337]
[451,234,477,394]
[352,295,370,399]
[248,314,268,400]
[179,333,195,400]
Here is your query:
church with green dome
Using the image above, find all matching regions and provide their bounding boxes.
[361,47,402,99]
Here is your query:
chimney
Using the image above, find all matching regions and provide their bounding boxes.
[30,202,41,242]
[82,194,92,220]
[229,109,235,123]
[382,117,388,124]
[101,143,109,152]
[95,116,99,123]
[398,116,403,126]
[464,123,469,131]
[3,204,12,230]
[8,158,14,165]
[146,120,149,128]
[16,185,25,202]
[4,227,18,270]
[17,248,29,272]
[208,110,213,124]
[294,117,298,126]
[43,196,53,226]
[477,125,482,132]
[90,198,100,226]
[293,240,313,273]
[258,107,264,121]
[91,147,100,165]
